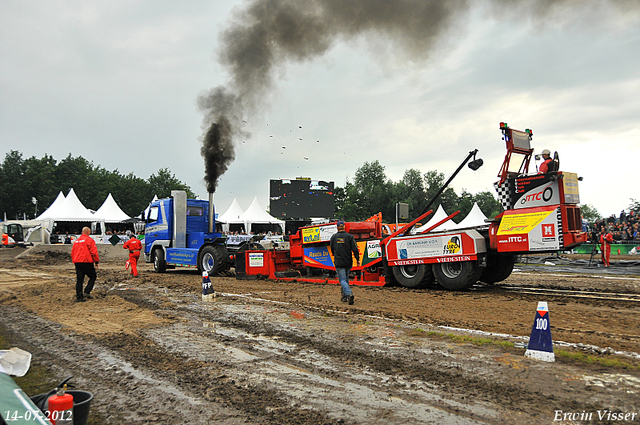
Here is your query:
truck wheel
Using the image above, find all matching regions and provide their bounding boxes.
[152,248,166,273]
[433,261,481,290]
[480,254,515,284]
[199,245,228,275]
[392,264,434,289]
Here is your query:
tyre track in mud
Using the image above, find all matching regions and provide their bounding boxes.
[3,253,640,424]
[111,279,637,424]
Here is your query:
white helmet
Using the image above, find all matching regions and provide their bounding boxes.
[541,149,551,155]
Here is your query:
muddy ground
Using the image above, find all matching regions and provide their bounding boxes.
[1,246,640,424]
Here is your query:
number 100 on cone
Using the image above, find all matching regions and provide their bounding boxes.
[525,301,555,362]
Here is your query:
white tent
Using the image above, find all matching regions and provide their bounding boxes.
[36,191,65,220]
[93,193,130,222]
[238,196,285,233]
[217,198,245,233]
[456,203,489,229]
[39,188,95,221]
[415,205,458,233]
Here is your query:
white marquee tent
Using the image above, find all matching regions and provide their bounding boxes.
[456,203,489,229]
[415,205,458,233]
[93,193,131,222]
[38,188,95,221]
[238,196,285,234]
[36,191,66,220]
[217,198,245,232]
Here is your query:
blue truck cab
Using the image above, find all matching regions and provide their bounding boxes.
[144,190,231,274]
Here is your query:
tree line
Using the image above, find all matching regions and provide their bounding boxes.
[1,151,503,224]
[334,160,503,223]
[0,151,195,220]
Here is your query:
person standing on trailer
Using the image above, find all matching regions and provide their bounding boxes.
[330,220,360,305]
[123,234,143,277]
[538,149,553,173]
[71,227,100,302]
[600,227,614,267]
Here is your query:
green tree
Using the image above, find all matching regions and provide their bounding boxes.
[580,204,602,224]
[353,161,395,220]
[0,151,27,219]
[148,168,196,199]
[0,151,194,220]
[395,168,426,219]
[456,189,475,223]
[473,190,503,220]
[423,170,459,217]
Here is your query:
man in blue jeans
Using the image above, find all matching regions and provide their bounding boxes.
[330,220,360,305]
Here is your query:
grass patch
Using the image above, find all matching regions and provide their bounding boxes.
[404,327,515,348]
[555,349,640,370]
[403,326,640,371]
[0,323,58,396]
[443,333,515,349]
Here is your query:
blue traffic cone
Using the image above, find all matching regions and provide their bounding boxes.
[524,301,555,362]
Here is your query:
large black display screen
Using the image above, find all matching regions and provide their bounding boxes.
[270,179,335,219]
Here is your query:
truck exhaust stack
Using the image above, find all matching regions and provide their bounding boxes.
[208,193,214,234]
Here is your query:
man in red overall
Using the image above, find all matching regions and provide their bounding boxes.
[71,227,100,302]
[600,227,614,267]
[123,234,142,277]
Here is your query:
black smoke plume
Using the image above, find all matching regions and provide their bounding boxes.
[199,0,637,192]
[199,0,470,192]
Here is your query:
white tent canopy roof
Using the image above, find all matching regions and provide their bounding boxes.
[456,202,489,228]
[238,196,284,233]
[93,193,130,222]
[38,188,96,221]
[415,205,458,233]
[36,191,65,220]
[217,198,245,224]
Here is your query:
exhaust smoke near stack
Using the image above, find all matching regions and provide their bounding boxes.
[198,0,468,192]
[198,0,637,192]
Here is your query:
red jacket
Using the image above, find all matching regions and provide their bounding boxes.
[123,238,142,252]
[600,232,614,246]
[539,158,553,173]
[71,234,100,264]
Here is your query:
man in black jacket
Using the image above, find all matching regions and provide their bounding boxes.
[330,220,360,305]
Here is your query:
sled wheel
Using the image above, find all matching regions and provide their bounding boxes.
[152,248,166,273]
[199,245,228,275]
[480,254,515,284]
[392,264,434,289]
[433,261,481,290]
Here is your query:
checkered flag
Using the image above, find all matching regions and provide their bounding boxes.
[494,180,513,211]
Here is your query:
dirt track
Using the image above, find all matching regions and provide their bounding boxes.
[1,247,640,424]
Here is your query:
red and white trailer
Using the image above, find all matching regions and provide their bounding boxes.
[236,123,588,290]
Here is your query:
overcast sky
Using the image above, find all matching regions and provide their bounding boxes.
[2,0,639,219]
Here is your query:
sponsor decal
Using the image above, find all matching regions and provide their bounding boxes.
[397,237,440,259]
[248,252,264,267]
[498,210,555,235]
[302,227,320,243]
[436,255,472,263]
[395,259,426,265]
[367,240,381,259]
[443,236,461,254]
[304,246,334,267]
[302,224,338,244]
[513,175,560,209]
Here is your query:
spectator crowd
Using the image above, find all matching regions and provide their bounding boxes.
[590,209,640,243]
